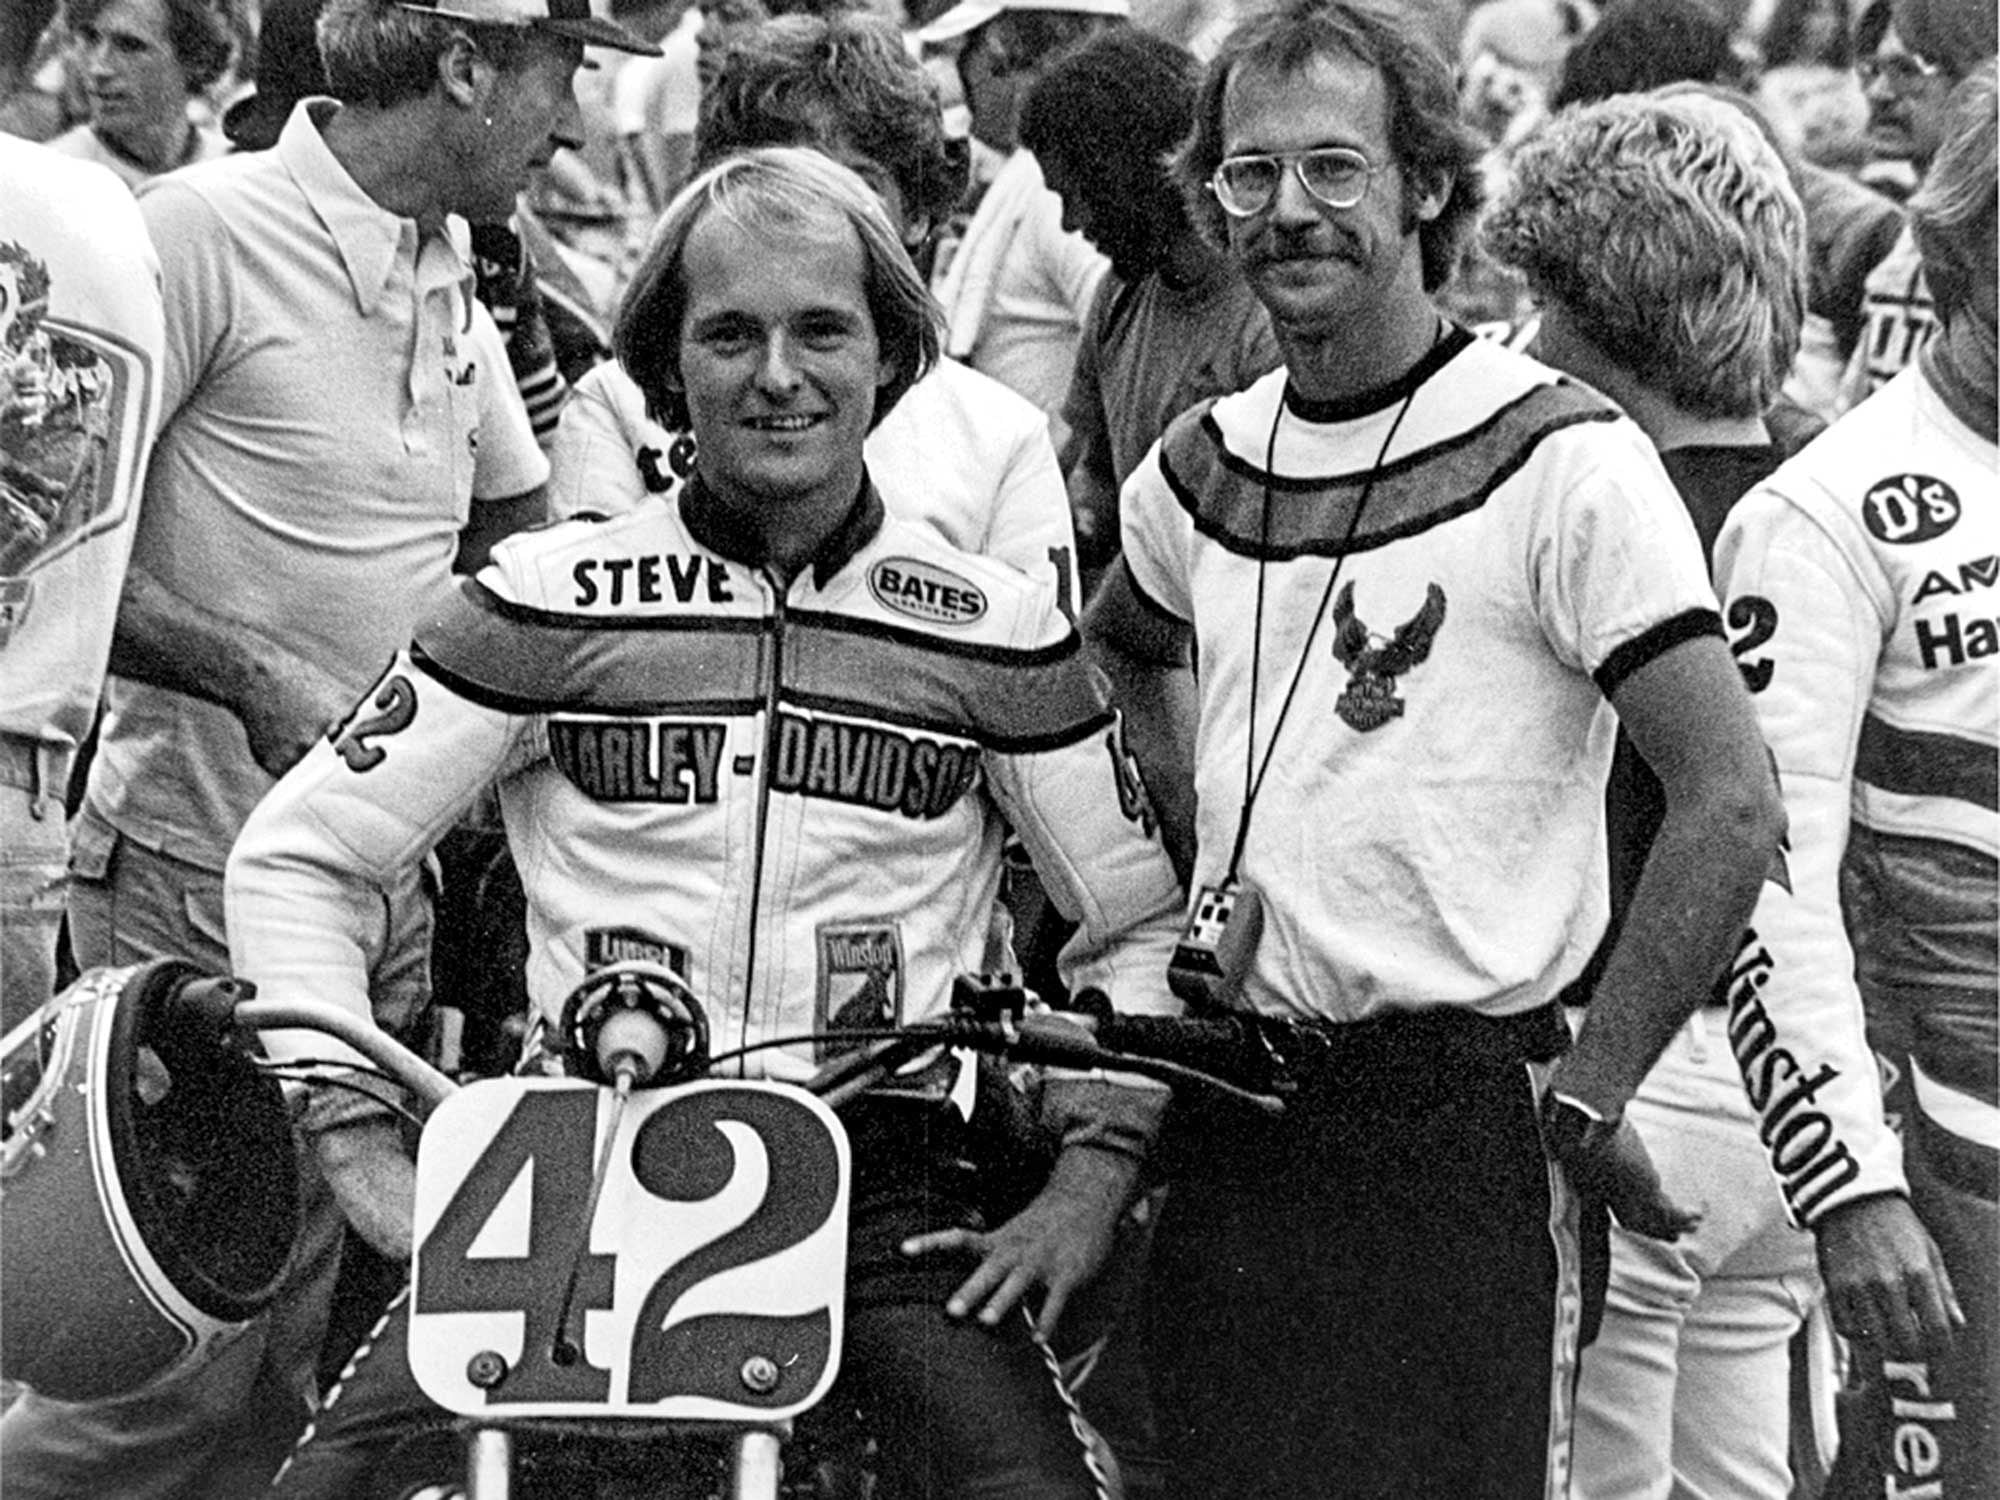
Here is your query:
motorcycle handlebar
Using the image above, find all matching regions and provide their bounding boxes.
[892,1009,1292,1116]
[155,976,461,1111]
[181,968,1290,1117]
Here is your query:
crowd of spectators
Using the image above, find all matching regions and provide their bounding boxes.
[0,0,1973,422]
[1,0,1992,1496]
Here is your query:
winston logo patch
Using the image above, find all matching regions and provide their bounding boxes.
[816,923,904,1058]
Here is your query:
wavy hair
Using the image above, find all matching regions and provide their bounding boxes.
[695,12,965,237]
[65,0,235,92]
[1482,89,1807,416]
[1909,59,1997,320]
[614,146,942,432]
[1172,0,1483,291]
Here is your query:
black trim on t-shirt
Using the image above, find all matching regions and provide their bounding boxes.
[1282,325,1473,424]
[1593,608,1724,699]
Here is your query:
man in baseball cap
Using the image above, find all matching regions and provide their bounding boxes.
[0,2,634,1492]
[227,0,657,153]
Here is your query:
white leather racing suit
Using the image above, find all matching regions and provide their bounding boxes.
[224,477,1184,1500]
[1715,365,1997,1499]
[228,475,1181,1138]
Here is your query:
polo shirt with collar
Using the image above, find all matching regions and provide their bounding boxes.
[86,97,548,871]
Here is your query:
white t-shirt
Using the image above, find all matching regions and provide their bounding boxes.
[619,6,702,140]
[933,150,1108,432]
[1121,328,1721,1021]
[0,138,165,749]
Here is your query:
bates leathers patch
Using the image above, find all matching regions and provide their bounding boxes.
[816,922,904,1058]
[868,557,986,626]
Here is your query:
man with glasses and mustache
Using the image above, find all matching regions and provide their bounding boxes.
[1082,3,1785,1494]
[1837,0,1994,410]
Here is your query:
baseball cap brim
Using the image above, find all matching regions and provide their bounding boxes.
[915,0,1005,43]
[395,1,660,56]
[916,0,1129,45]
[535,12,661,53]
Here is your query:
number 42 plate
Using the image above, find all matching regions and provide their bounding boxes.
[410,1077,850,1423]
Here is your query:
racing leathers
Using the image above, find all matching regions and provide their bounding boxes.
[223,474,1184,1499]
[1714,362,1998,1499]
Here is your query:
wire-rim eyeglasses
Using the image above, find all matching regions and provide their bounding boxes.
[1208,146,1381,218]
[1856,51,1945,88]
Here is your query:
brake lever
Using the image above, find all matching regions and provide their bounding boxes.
[972,1011,1289,1117]
[808,1031,950,1111]
[787,1005,1297,1118]
[1090,1051,1288,1116]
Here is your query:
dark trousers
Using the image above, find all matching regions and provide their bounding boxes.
[1145,1003,1587,1500]
[1826,829,1998,1500]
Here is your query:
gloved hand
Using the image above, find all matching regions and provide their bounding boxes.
[470,220,533,324]
[469,218,559,382]
[1540,1091,1701,1241]
[470,217,566,444]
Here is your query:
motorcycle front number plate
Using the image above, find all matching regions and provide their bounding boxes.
[410,1076,850,1422]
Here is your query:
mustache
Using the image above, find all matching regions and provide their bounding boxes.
[1250,223,1361,263]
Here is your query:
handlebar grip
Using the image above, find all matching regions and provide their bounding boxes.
[1087,1011,1294,1095]
[152,972,258,1046]
[998,1013,1113,1070]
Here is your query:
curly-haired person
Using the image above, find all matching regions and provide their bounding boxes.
[1484,87,1821,1500]
[1714,58,1997,1500]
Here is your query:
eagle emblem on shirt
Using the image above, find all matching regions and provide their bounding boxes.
[1330,582,1447,731]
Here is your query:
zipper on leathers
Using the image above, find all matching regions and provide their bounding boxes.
[738,568,786,1072]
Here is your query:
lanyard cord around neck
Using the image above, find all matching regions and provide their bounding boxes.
[1228,374,1422,882]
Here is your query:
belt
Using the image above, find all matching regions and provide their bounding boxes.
[1278,998,1571,1073]
[0,732,72,815]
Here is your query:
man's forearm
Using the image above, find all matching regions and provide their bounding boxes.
[108,563,278,708]
[107,561,359,777]
[1088,645,1199,884]
[1556,780,1784,1115]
